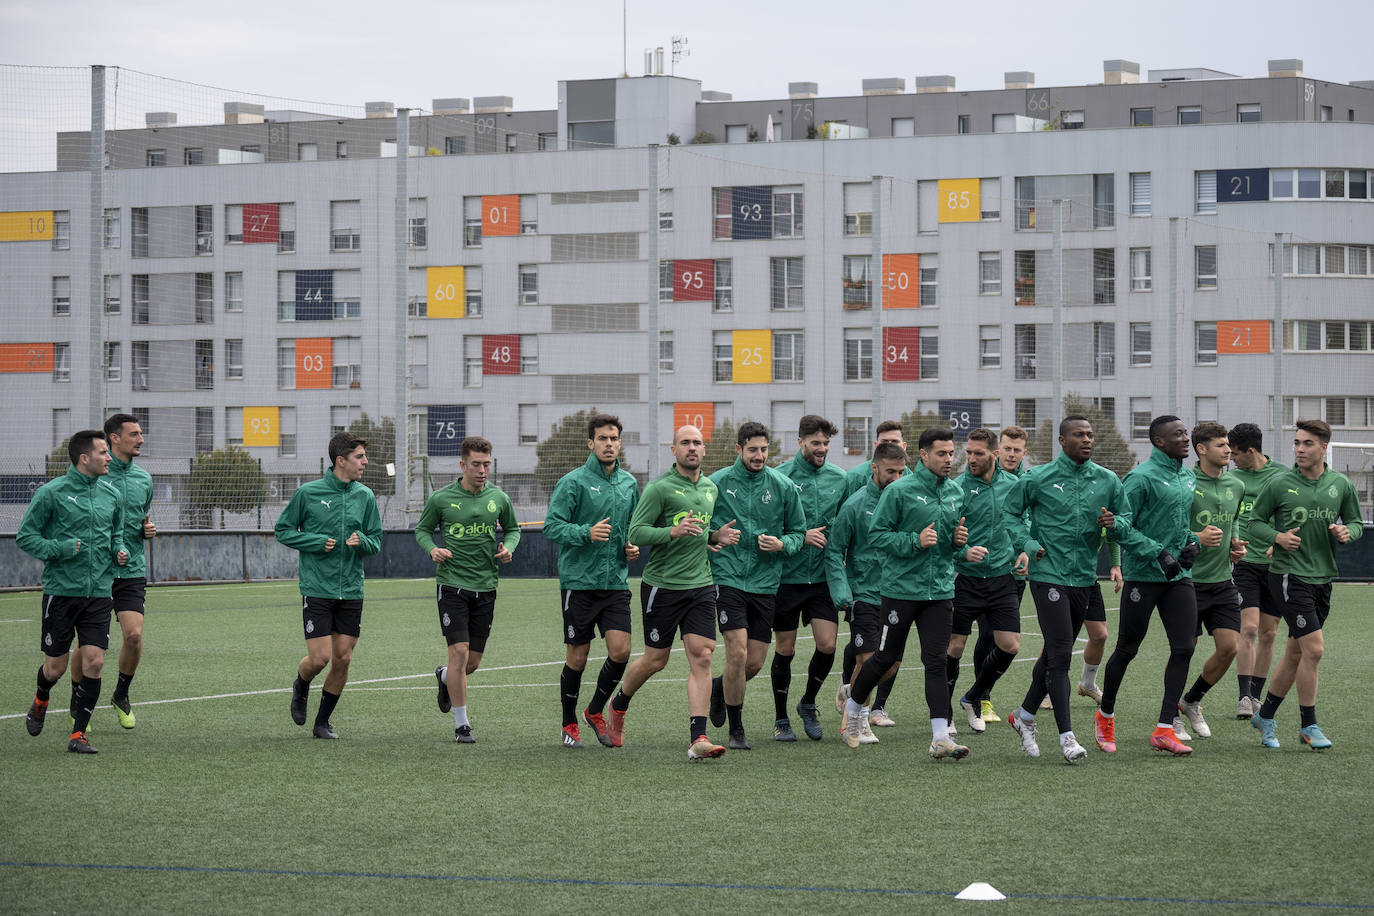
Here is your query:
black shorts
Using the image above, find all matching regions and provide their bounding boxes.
[1086,584,1107,623]
[640,583,716,649]
[952,574,1021,636]
[303,596,363,640]
[1233,561,1279,617]
[1194,580,1242,636]
[112,577,147,616]
[437,584,495,651]
[1015,578,1027,605]
[848,600,882,655]
[1270,573,1331,639]
[715,585,775,643]
[561,589,631,645]
[40,594,113,656]
[774,582,837,631]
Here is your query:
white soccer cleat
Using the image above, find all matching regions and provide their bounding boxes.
[1178,700,1211,738]
[1061,733,1088,764]
[858,707,879,744]
[1009,711,1040,759]
[959,697,986,734]
[869,707,895,728]
[1172,716,1193,742]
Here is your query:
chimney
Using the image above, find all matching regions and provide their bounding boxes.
[789,81,818,99]
[700,90,732,102]
[655,47,665,75]
[474,96,513,113]
[366,101,395,119]
[1104,60,1140,85]
[432,98,471,115]
[224,102,265,125]
[862,77,906,97]
[1004,71,1035,90]
[145,112,177,129]
[1268,58,1303,78]
[915,75,956,94]
[644,49,653,76]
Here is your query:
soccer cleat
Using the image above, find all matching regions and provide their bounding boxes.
[709,677,726,729]
[727,730,751,751]
[1009,711,1040,759]
[835,682,851,717]
[1299,724,1332,750]
[561,723,583,748]
[290,681,308,726]
[930,737,970,760]
[454,724,476,744]
[796,702,822,740]
[1150,725,1192,756]
[312,722,339,740]
[1061,734,1088,764]
[869,707,895,728]
[1252,713,1279,748]
[841,708,863,749]
[25,697,47,736]
[607,708,625,748]
[583,708,613,748]
[1076,683,1103,705]
[1172,717,1193,741]
[67,731,97,754]
[688,735,726,761]
[774,718,797,742]
[959,696,986,734]
[1094,710,1117,753]
[435,666,451,714]
[1236,696,1255,719]
[980,700,1000,723]
[113,695,136,730]
[1179,700,1211,739]
[858,708,879,744]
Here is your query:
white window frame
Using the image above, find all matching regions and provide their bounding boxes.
[978,252,1001,295]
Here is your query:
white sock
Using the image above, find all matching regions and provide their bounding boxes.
[1080,663,1099,688]
[453,705,469,728]
[1100,710,1115,719]
[1158,721,1173,730]
[439,665,448,684]
[1016,706,1034,723]
[931,717,949,742]
[846,697,864,717]
[1059,730,1076,745]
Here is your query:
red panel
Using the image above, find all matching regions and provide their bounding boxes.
[882,327,921,381]
[483,334,521,376]
[482,195,519,237]
[673,259,714,302]
[242,203,279,243]
[0,342,54,373]
[673,402,715,438]
[1217,320,1271,354]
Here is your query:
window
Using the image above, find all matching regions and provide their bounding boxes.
[225,271,243,312]
[1325,169,1345,199]
[277,340,295,389]
[465,267,483,317]
[979,325,1001,369]
[297,143,317,161]
[1237,103,1261,123]
[659,332,674,373]
[332,337,362,388]
[1014,324,1038,380]
[331,271,360,320]
[196,272,214,323]
[131,342,149,390]
[505,133,518,153]
[569,120,613,148]
[773,187,803,239]
[196,340,214,390]
[1015,398,1038,430]
[277,203,295,253]
[1196,246,1217,289]
[463,336,483,387]
[980,178,1001,220]
[519,264,538,304]
[979,252,1001,295]
[195,204,213,255]
[146,149,166,167]
[1014,250,1036,305]
[329,405,360,435]
[957,114,970,134]
[772,331,804,382]
[919,330,939,380]
[891,117,914,137]
[463,196,481,247]
[225,339,243,380]
[518,405,538,445]
[1093,322,1115,377]
[1093,174,1114,228]
[132,275,149,324]
[1195,171,1217,214]
[336,141,349,159]
[1283,320,1373,352]
[408,336,428,389]
[1130,322,1152,366]
[713,259,733,312]
[104,274,120,314]
[275,407,296,457]
[331,200,361,251]
[408,198,427,249]
[1129,173,1151,216]
[1131,398,1152,439]
[103,209,120,248]
[841,255,869,309]
[1092,249,1116,304]
[1130,107,1154,127]
[658,189,673,231]
[843,329,872,381]
[1015,177,1035,230]
[104,342,120,382]
[712,332,733,383]
[713,187,732,239]
[53,211,70,250]
[844,408,872,455]
[539,132,557,150]
[770,257,805,311]
[843,183,872,236]
[1195,322,1218,365]
[1130,248,1152,292]
[52,276,70,316]
[658,260,673,304]
[919,257,938,307]
[520,335,539,375]
[184,147,204,165]
[445,136,466,155]
[1062,110,1085,130]
[518,194,538,234]
[1177,106,1201,125]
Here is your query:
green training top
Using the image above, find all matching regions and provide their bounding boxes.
[778,455,848,586]
[1117,446,1201,583]
[628,465,718,589]
[274,472,383,600]
[1231,457,1282,565]
[1247,464,1364,585]
[1190,465,1243,584]
[544,452,639,592]
[843,459,911,500]
[106,454,154,579]
[707,457,804,593]
[953,465,1017,578]
[868,462,964,601]
[824,479,885,608]
[415,481,521,592]
[17,466,126,598]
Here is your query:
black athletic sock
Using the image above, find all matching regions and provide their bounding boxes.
[610,688,632,713]
[36,666,58,700]
[964,645,1015,706]
[874,670,896,710]
[689,715,707,742]
[69,682,79,713]
[726,703,744,733]
[842,642,856,684]
[771,653,793,719]
[315,689,341,726]
[800,650,833,705]
[1258,691,1283,719]
[1238,673,1250,701]
[72,677,100,734]
[945,655,960,717]
[112,671,134,703]
[1250,676,1266,699]
[972,627,992,696]
[588,658,626,715]
[1299,705,1317,728]
[1183,675,1212,705]
[559,664,581,727]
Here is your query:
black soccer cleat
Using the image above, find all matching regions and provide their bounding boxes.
[435,665,451,713]
[312,721,339,739]
[454,724,476,744]
[291,680,308,726]
[709,676,726,729]
[728,730,752,751]
[68,731,98,754]
[25,697,48,736]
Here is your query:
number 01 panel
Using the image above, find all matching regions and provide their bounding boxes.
[1217,320,1270,354]
[673,402,715,438]
[426,266,466,318]
[482,195,520,237]
[427,405,467,456]
[242,406,280,447]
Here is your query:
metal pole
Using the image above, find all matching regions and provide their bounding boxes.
[646,144,661,478]
[1273,231,1285,465]
[393,108,410,523]
[88,65,105,427]
[1168,217,1179,414]
[870,176,883,435]
[1051,199,1063,459]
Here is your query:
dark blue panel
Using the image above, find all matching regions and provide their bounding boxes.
[427,405,466,457]
[939,400,983,439]
[1217,168,1269,202]
[295,269,334,321]
[731,186,772,240]
[0,475,45,503]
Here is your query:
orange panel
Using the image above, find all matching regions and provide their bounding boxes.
[1217,320,1270,354]
[673,402,715,439]
[482,194,520,237]
[881,254,920,309]
[296,338,333,389]
[0,342,54,373]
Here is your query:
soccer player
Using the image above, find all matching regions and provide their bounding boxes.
[19,429,128,753]
[1002,416,1133,764]
[1247,419,1362,750]
[543,414,640,748]
[706,422,804,749]
[1228,422,1282,718]
[612,425,735,761]
[1175,421,1246,740]
[275,431,382,740]
[1095,416,1202,757]
[773,415,848,741]
[826,441,908,743]
[946,428,1022,735]
[415,436,520,744]
[843,427,969,758]
[842,420,908,499]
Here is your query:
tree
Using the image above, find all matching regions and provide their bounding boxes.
[347,414,396,496]
[688,130,717,145]
[47,439,70,479]
[700,419,782,477]
[534,408,631,497]
[1027,393,1137,477]
[189,446,267,528]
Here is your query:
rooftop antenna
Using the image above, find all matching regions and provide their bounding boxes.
[672,35,689,75]
[621,1,628,77]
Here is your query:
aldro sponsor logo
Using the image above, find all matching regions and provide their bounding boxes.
[671,509,711,528]
[448,519,496,540]
[1288,505,1340,526]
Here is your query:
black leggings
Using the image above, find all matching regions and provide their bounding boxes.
[852,597,952,721]
[1101,580,1197,723]
[1021,583,1091,735]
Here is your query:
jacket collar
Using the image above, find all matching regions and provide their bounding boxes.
[1149,445,1183,473]
[583,450,620,476]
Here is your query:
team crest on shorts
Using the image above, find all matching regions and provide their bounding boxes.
[442,613,451,627]
[649,627,660,642]
[44,632,51,646]
[567,624,575,639]
[1130,587,1141,603]
[305,620,314,634]
[855,634,864,648]
[888,610,899,625]
[720,611,728,624]
[1296,614,1307,628]
[1048,588,1060,603]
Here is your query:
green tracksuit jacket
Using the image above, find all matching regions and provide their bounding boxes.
[544,452,639,592]
[953,466,1018,578]
[824,480,885,609]
[1231,458,1282,564]
[778,456,848,586]
[415,481,520,592]
[1248,464,1364,584]
[17,467,126,597]
[843,460,911,500]
[868,463,964,601]
[1118,447,1201,583]
[107,454,154,579]
[707,457,804,593]
[1191,466,1243,584]
[628,465,718,589]
[275,472,383,599]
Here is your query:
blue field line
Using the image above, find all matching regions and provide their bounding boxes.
[1,861,1370,909]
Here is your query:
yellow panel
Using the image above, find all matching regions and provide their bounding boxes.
[0,210,54,242]
[426,266,466,318]
[243,406,280,447]
[732,330,772,384]
[937,178,980,223]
